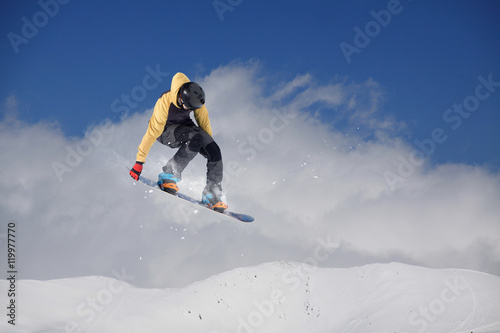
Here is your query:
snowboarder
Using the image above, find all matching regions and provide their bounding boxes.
[129,72,228,212]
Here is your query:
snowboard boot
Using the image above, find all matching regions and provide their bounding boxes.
[202,183,228,213]
[157,173,179,195]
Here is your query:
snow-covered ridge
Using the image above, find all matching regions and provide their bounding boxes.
[3,262,500,333]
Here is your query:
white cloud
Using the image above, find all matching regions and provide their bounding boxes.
[1,63,499,288]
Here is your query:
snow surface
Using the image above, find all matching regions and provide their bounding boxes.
[2,262,500,333]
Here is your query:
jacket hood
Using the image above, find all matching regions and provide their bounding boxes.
[171,72,191,108]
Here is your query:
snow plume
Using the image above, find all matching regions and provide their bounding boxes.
[1,62,500,288]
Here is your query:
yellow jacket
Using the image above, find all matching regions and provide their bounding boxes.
[135,72,213,163]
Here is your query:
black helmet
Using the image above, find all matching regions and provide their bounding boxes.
[179,82,205,110]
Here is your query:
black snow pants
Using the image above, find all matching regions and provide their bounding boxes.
[156,124,223,188]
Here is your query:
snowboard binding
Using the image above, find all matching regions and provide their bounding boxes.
[202,193,228,213]
[158,173,179,195]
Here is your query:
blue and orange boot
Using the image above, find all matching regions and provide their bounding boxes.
[157,173,179,195]
[202,183,228,213]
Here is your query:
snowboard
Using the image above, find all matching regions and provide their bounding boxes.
[137,175,254,223]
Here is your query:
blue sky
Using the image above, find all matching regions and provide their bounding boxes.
[1,0,500,169]
[2,1,500,288]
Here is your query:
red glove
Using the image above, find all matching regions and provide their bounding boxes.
[129,162,143,181]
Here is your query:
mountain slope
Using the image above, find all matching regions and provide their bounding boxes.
[3,262,500,333]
